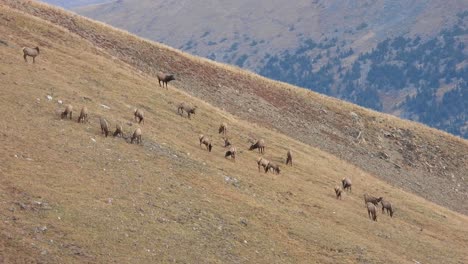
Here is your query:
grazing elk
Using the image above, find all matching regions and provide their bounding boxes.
[342,177,352,192]
[225,146,237,161]
[77,106,88,123]
[134,109,144,124]
[366,202,377,221]
[199,134,213,152]
[381,199,394,217]
[178,102,197,119]
[113,123,124,137]
[249,139,265,154]
[219,123,228,136]
[257,157,270,172]
[61,104,73,120]
[131,128,142,144]
[334,186,342,199]
[265,162,280,174]
[99,117,110,137]
[223,137,232,148]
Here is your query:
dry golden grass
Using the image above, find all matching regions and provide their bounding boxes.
[0,2,467,263]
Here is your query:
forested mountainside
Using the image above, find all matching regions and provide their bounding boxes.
[260,13,467,137]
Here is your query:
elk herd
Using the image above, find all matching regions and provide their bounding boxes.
[28,45,393,222]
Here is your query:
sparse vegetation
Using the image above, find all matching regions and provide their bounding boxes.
[0,1,467,263]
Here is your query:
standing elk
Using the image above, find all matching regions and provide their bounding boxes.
[23,46,40,63]
[286,150,293,166]
[157,72,175,88]
[61,104,73,120]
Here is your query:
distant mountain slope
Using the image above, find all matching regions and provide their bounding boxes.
[40,0,107,8]
[69,0,468,138]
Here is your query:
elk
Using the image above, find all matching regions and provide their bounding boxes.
[99,117,110,137]
[131,128,142,144]
[257,157,270,172]
[381,199,394,217]
[23,46,40,63]
[113,123,124,137]
[265,162,280,174]
[366,202,377,221]
[249,139,265,154]
[219,123,228,136]
[286,150,293,166]
[61,104,73,120]
[178,102,197,119]
[225,147,237,161]
[342,177,352,192]
[199,134,213,152]
[157,72,175,88]
[363,193,383,206]
[77,106,88,123]
[334,186,342,199]
[134,109,144,124]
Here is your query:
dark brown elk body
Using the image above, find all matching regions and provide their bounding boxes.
[363,193,383,206]
[113,123,124,137]
[157,72,175,88]
[100,117,110,137]
[342,177,352,192]
[199,135,212,152]
[77,106,88,123]
[134,109,144,124]
[334,186,342,199]
[23,46,40,63]
[367,202,377,221]
[265,162,280,174]
[381,199,394,217]
[178,103,197,119]
[225,146,237,161]
[249,139,265,153]
[131,128,142,144]
[286,150,293,166]
[257,157,270,172]
[61,104,73,120]
[219,123,227,136]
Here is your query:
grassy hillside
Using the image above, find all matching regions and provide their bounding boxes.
[0,1,468,263]
[9,0,468,215]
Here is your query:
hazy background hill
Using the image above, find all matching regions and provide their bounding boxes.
[54,0,468,138]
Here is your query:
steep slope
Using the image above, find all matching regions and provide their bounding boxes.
[70,0,468,138]
[8,0,468,215]
[0,1,468,263]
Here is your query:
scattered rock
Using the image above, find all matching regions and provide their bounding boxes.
[91,138,96,143]
[240,218,248,226]
[224,176,240,187]
[57,100,63,104]
[35,226,47,233]
[46,95,52,101]
[100,104,110,109]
